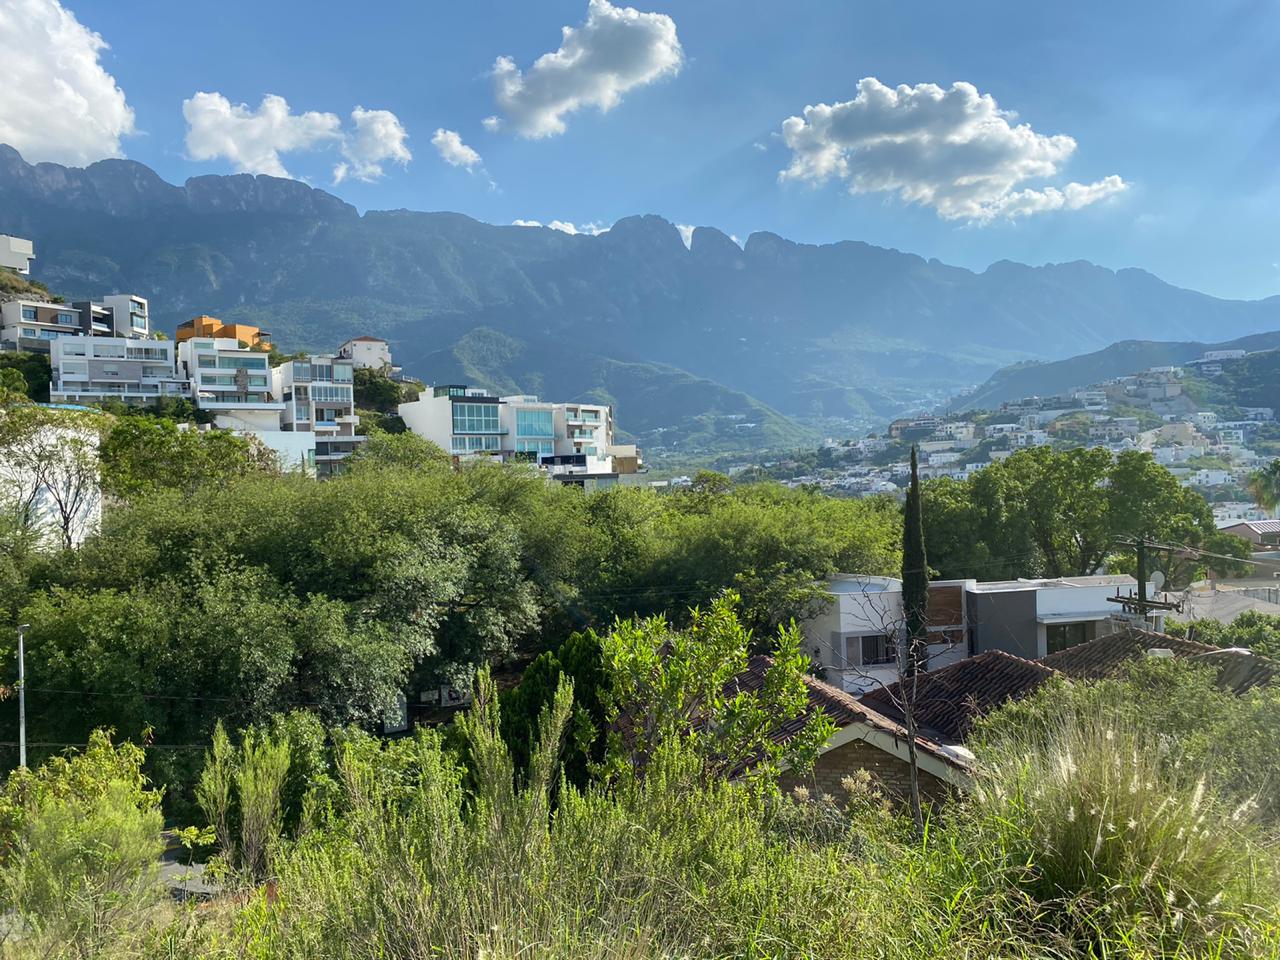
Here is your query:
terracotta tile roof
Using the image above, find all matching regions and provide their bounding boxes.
[727,655,969,771]
[858,651,1056,743]
[1041,627,1278,694]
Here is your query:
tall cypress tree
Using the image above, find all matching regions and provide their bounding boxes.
[902,445,930,677]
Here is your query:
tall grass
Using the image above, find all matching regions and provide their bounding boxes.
[966,699,1280,956]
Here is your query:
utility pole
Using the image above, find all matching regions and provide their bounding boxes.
[16,623,29,769]
[1136,537,1147,613]
[1107,536,1179,625]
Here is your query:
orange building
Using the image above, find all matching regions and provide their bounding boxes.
[175,314,271,349]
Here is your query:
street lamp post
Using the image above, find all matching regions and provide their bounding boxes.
[16,624,29,769]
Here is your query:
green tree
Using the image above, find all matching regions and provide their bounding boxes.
[0,351,51,402]
[1248,458,1280,512]
[352,367,405,412]
[600,592,833,789]
[924,448,1250,586]
[99,415,280,499]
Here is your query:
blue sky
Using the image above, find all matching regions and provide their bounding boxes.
[5,0,1279,299]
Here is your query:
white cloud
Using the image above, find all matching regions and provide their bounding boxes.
[431,128,483,170]
[0,0,135,165]
[488,0,683,138]
[779,77,1127,222]
[183,93,341,178]
[675,224,694,249]
[511,219,608,235]
[334,107,411,183]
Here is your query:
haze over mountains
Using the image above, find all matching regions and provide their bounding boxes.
[2,144,1278,455]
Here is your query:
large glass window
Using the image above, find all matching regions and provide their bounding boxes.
[515,439,554,456]
[217,355,267,370]
[452,435,500,453]
[452,401,500,434]
[21,307,36,320]
[57,312,77,325]
[312,384,352,403]
[516,408,554,438]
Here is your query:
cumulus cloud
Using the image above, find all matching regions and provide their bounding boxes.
[431,128,483,170]
[184,93,413,184]
[779,77,1127,222]
[487,0,683,138]
[0,0,135,165]
[183,93,342,178]
[334,107,411,183]
[512,219,608,235]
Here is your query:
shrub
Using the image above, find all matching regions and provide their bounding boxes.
[0,731,165,957]
[967,694,1279,954]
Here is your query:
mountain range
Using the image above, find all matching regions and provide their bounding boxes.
[3,144,1278,457]
[956,331,1280,412]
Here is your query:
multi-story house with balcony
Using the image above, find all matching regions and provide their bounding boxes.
[272,355,366,477]
[49,337,187,406]
[2,294,152,354]
[177,337,284,432]
[398,385,636,487]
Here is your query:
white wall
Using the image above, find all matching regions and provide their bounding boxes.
[399,395,454,449]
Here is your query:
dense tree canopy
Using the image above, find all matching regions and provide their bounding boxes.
[923,448,1250,585]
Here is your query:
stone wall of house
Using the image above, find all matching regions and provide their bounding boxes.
[779,737,951,805]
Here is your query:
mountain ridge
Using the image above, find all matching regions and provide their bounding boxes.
[2,144,1278,456]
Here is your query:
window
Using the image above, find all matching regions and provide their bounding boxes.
[292,361,311,381]
[217,355,267,370]
[21,327,37,337]
[516,408,555,438]
[849,634,894,666]
[452,435,500,453]
[57,312,77,325]
[198,356,217,368]
[21,307,36,320]
[515,439,554,456]
[452,401,500,434]
[1046,621,1090,655]
[132,316,147,331]
[311,384,352,403]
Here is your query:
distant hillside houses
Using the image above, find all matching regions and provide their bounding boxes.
[2,236,642,486]
[772,346,1279,518]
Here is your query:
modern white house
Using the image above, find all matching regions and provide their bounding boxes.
[336,335,397,375]
[804,573,1157,696]
[804,575,972,695]
[0,235,35,275]
[49,337,186,406]
[177,337,284,432]
[398,384,631,487]
[271,354,366,477]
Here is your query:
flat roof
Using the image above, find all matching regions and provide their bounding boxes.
[969,575,1136,593]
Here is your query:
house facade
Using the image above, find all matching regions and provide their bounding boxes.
[398,385,635,487]
[50,337,186,406]
[272,354,367,477]
[804,573,1156,695]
